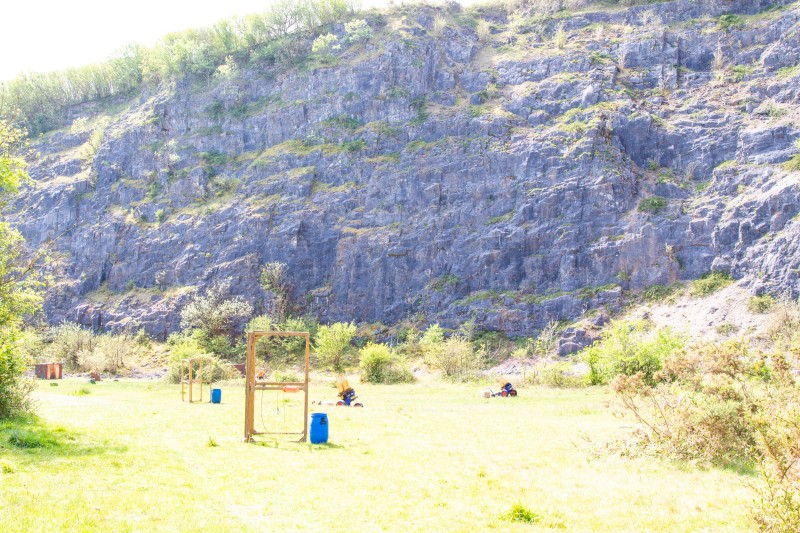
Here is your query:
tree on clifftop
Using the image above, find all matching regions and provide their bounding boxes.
[0,120,42,418]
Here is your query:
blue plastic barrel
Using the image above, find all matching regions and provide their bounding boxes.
[211,388,221,404]
[310,413,328,444]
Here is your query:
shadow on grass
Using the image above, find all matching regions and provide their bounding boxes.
[248,440,345,451]
[307,442,344,450]
[0,417,127,459]
[723,459,758,477]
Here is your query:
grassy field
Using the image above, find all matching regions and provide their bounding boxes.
[1,378,753,532]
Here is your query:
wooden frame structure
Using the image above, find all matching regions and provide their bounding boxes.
[244,331,310,443]
[181,357,213,403]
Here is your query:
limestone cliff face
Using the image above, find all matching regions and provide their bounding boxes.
[10,0,800,341]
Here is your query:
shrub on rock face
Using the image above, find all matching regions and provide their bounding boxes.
[690,271,733,297]
[748,294,775,314]
[344,19,372,45]
[637,196,668,214]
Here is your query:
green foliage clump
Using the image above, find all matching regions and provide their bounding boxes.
[637,196,668,214]
[421,325,484,381]
[690,271,733,297]
[344,19,373,45]
[180,283,253,359]
[7,427,60,449]
[341,138,365,152]
[246,314,318,368]
[0,121,41,419]
[428,273,459,292]
[0,457,17,473]
[165,334,237,383]
[359,342,414,384]
[46,322,96,370]
[312,33,340,61]
[612,337,800,531]
[718,14,745,32]
[642,284,679,302]
[783,141,800,172]
[501,503,539,524]
[749,294,775,314]
[581,320,685,386]
[76,333,139,375]
[315,322,357,372]
[531,360,586,388]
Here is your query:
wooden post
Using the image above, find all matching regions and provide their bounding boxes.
[244,332,255,442]
[189,359,193,403]
[302,333,309,443]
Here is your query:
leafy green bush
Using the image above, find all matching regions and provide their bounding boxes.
[642,284,679,302]
[180,283,252,359]
[165,338,237,384]
[532,360,586,388]
[637,196,668,214]
[582,320,685,386]
[359,342,414,384]
[424,335,484,381]
[420,324,444,346]
[610,334,800,531]
[315,322,357,372]
[344,19,372,45]
[77,333,138,374]
[271,369,302,382]
[690,271,733,297]
[46,322,96,370]
[247,314,318,368]
[749,294,775,314]
[312,33,340,61]
[718,14,745,32]
[0,329,35,419]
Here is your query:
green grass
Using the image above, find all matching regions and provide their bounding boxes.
[691,271,734,297]
[0,379,754,531]
[748,294,775,313]
[638,196,668,214]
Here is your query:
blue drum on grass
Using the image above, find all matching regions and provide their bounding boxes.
[211,388,222,404]
[310,413,328,444]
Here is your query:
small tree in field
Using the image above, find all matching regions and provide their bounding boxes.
[180,283,252,358]
[315,322,356,372]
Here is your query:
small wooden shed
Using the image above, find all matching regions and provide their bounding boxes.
[35,363,63,380]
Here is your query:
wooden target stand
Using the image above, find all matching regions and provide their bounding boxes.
[244,331,310,443]
[181,357,213,403]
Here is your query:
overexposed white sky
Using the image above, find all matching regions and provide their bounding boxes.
[0,0,290,81]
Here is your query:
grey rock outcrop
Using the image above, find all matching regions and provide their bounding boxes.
[8,0,800,344]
